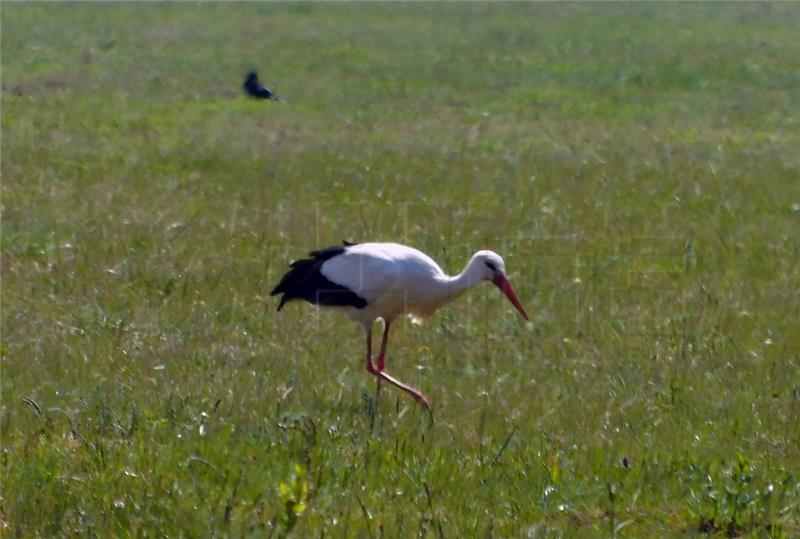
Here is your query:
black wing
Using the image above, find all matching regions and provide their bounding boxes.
[254,85,275,99]
[270,243,367,311]
[243,75,278,100]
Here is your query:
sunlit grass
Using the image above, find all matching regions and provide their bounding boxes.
[2,3,799,536]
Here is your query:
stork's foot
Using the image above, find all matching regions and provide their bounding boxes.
[367,363,431,410]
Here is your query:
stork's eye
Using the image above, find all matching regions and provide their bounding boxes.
[485,261,498,273]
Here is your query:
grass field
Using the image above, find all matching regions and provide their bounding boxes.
[2,3,800,537]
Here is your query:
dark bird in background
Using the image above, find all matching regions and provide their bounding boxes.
[243,71,279,101]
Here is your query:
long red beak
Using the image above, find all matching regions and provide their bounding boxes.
[492,275,529,321]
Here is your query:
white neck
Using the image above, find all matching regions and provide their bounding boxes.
[433,254,487,305]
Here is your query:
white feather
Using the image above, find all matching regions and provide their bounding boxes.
[319,243,502,327]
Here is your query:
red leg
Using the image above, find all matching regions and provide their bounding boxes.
[364,325,383,399]
[375,320,391,372]
[374,320,392,397]
[368,367,431,409]
[365,320,431,410]
[364,327,373,371]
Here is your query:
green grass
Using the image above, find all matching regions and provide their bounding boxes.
[2,3,800,537]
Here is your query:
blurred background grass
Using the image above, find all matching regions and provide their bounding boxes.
[2,3,799,537]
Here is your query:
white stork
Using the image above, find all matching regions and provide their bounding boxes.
[270,241,529,409]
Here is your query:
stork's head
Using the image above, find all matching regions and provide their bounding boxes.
[471,250,529,321]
